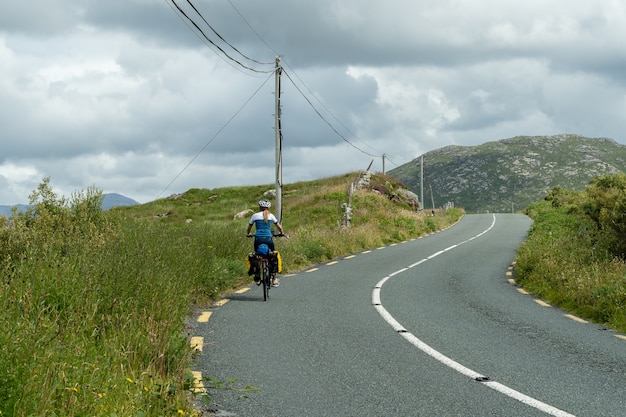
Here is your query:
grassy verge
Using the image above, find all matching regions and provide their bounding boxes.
[0,173,463,416]
[516,185,626,333]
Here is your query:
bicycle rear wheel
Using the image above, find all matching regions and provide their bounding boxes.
[262,261,270,301]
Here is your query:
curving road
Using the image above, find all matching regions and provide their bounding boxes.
[194,214,626,416]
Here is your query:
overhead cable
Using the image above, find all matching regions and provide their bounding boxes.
[282,69,381,158]
[183,0,273,66]
[155,70,275,199]
[282,60,385,157]
[169,0,273,74]
[224,1,385,159]
[227,0,280,56]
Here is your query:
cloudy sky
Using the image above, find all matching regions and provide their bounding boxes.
[1,0,625,205]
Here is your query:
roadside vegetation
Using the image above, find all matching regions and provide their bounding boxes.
[516,173,626,333]
[0,173,463,416]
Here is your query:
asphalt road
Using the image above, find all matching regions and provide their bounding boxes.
[195,214,626,416]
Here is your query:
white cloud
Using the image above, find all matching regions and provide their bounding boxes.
[0,0,625,205]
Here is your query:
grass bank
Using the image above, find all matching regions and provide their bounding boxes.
[0,173,463,416]
[516,180,626,333]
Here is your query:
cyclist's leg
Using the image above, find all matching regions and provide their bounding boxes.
[271,264,279,287]
[267,239,280,286]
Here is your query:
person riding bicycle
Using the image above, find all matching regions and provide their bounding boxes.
[246,199,284,286]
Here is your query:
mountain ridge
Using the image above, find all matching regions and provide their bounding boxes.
[389,134,626,213]
[0,193,138,217]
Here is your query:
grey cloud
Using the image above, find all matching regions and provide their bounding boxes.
[1,0,626,205]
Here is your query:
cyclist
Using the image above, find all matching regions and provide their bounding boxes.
[246,199,284,286]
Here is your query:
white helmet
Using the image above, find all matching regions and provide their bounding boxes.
[258,199,271,208]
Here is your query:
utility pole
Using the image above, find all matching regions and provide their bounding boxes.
[274,56,283,223]
[420,155,424,212]
[430,184,435,211]
[382,154,386,175]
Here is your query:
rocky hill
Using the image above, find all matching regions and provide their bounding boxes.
[389,134,626,213]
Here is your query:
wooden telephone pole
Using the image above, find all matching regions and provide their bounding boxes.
[420,155,424,212]
[274,56,283,223]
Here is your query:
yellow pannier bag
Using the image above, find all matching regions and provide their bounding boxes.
[269,251,282,273]
[246,253,258,276]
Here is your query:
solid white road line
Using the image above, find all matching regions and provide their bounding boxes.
[372,214,576,417]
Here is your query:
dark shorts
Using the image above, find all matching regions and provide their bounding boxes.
[254,236,275,252]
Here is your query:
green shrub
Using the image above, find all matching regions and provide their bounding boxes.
[518,180,626,333]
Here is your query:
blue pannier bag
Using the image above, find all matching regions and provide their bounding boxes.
[256,244,270,257]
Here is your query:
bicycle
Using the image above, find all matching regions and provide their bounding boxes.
[247,233,288,301]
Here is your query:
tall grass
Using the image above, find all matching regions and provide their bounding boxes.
[0,173,463,416]
[516,184,626,333]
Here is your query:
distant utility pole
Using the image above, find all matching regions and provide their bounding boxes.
[274,56,283,223]
[430,184,435,211]
[382,154,386,175]
[420,155,424,212]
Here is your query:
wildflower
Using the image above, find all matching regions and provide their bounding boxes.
[126,377,134,384]
[177,410,185,415]
[72,387,79,393]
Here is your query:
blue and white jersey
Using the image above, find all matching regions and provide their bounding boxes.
[249,211,279,237]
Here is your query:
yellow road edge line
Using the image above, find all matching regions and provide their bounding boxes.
[190,336,204,352]
[516,288,529,295]
[534,299,551,307]
[376,246,385,250]
[362,250,372,253]
[214,299,229,307]
[506,271,513,276]
[507,278,516,285]
[197,311,212,323]
[615,334,626,341]
[564,314,588,324]
[191,371,206,394]
[235,287,250,294]
[327,261,339,265]
[306,268,319,273]
[345,255,356,259]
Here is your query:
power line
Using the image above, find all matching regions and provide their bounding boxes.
[224,1,386,159]
[226,0,280,56]
[182,0,273,66]
[155,71,275,199]
[167,0,273,74]
[164,0,253,76]
[281,61,385,157]
[282,69,381,158]
[163,0,391,188]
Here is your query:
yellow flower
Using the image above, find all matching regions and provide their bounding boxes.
[177,410,185,415]
[72,387,79,393]
[126,377,134,384]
